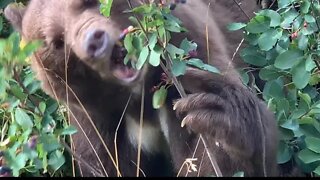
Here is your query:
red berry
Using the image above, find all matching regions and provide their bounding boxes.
[188,50,198,58]
[291,32,298,39]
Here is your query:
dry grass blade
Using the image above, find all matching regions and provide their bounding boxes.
[33,53,119,176]
[114,93,132,177]
[136,81,145,177]
[60,139,104,177]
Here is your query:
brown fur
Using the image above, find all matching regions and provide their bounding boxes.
[5,0,278,177]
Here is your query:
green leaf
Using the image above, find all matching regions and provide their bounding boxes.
[305,137,320,153]
[239,70,249,85]
[298,91,311,107]
[298,148,320,164]
[263,79,285,100]
[277,141,292,164]
[131,4,152,14]
[172,59,187,77]
[152,86,167,109]
[13,153,28,175]
[40,134,61,152]
[99,0,113,17]
[48,150,66,172]
[227,22,246,31]
[242,54,267,67]
[136,46,149,70]
[179,38,197,55]
[280,119,299,131]
[240,47,267,67]
[309,74,320,86]
[166,43,184,58]
[258,28,282,51]
[245,15,271,34]
[15,108,33,130]
[305,55,316,71]
[203,64,220,74]
[186,58,220,74]
[280,10,299,28]
[148,33,158,50]
[259,65,281,81]
[291,61,311,89]
[257,10,281,27]
[301,0,311,14]
[61,126,78,135]
[314,165,320,175]
[274,50,304,69]
[124,33,134,55]
[304,15,316,23]
[232,171,244,177]
[298,34,308,50]
[132,36,143,52]
[39,102,46,114]
[19,40,42,61]
[10,84,27,101]
[149,45,162,67]
[278,0,295,8]
[0,17,3,32]
[299,116,314,124]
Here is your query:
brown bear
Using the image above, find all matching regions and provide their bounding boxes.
[4,0,278,177]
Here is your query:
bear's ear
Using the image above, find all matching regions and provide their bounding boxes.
[4,3,26,33]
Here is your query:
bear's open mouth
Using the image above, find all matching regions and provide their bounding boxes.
[110,43,140,83]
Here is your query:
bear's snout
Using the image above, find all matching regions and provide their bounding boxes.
[84,29,109,59]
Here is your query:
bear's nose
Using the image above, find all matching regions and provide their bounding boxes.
[84,30,109,58]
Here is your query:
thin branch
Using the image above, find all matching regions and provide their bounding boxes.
[60,139,104,177]
[232,0,250,21]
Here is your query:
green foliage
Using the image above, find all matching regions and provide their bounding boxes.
[3,0,320,177]
[119,3,220,109]
[229,0,320,176]
[99,0,113,17]
[0,5,75,177]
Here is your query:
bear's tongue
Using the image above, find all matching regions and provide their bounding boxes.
[113,66,136,79]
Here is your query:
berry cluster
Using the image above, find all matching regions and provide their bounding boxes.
[291,21,308,40]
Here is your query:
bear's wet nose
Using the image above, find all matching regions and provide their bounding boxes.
[84,30,109,58]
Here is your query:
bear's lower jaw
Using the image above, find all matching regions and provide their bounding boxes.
[112,65,141,83]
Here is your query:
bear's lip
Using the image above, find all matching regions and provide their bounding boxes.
[110,43,140,83]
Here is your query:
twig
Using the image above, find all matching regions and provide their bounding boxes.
[60,139,104,177]
[232,0,250,20]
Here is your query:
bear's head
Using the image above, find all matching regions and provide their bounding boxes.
[4,0,146,86]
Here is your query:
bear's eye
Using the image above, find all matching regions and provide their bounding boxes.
[52,36,65,49]
[82,0,97,7]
